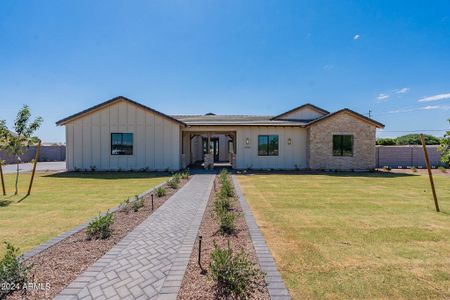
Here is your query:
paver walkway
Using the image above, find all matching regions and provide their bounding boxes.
[55,174,214,300]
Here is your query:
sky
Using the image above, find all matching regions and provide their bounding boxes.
[1,0,449,143]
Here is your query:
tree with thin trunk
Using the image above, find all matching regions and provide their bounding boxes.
[2,106,43,195]
[0,120,10,195]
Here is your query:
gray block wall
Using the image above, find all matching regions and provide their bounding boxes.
[0,145,66,164]
[376,145,444,168]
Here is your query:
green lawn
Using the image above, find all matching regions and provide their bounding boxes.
[237,172,450,300]
[0,171,169,256]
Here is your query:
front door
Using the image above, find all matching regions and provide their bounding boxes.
[202,138,220,162]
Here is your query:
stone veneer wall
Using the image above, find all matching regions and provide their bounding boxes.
[308,112,377,170]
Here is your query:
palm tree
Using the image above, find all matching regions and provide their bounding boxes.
[2,106,43,195]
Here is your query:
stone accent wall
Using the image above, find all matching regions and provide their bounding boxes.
[308,112,377,170]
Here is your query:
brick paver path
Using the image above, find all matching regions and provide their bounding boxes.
[55,174,214,300]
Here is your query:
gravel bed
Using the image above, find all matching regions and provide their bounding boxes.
[6,178,188,300]
[177,176,270,300]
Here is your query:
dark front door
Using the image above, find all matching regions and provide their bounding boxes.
[202,137,220,162]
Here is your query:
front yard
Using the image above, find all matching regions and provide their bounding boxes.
[237,172,450,299]
[0,172,169,256]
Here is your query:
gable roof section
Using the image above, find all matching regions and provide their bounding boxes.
[56,96,186,126]
[271,103,329,120]
[305,108,385,128]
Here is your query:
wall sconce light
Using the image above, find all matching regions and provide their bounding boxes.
[245,138,250,145]
[287,138,292,145]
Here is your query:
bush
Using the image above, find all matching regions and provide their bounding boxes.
[181,170,190,179]
[209,242,263,299]
[155,186,167,197]
[0,242,32,298]
[376,138,397,145]
[132,195,144,212]
[411,166,417,172]
[438,166,447,173]
[119,199,131,214]
[86,211,114,240]
[214,195,231,215]
[217,210,236,234]
[167,179,178,189]
[172,173,181,184]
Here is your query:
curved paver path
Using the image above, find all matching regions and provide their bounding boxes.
[55,174,214,300]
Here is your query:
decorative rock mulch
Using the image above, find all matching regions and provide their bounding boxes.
[7,177,189,300]
[177,175,270,300]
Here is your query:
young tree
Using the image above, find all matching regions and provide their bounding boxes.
[0,120,10,195]
[3,106,43,195]
[438,119,450,166]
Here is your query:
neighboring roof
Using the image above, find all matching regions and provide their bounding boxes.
[56,96,186,126]
[305,108,385,128]
[271,103,329,120]
[171,115,311,126]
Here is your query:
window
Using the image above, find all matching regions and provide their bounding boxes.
[228,140,234,154]
[111,133,133,155]
[258,135,279,156]
[333,135,353,156]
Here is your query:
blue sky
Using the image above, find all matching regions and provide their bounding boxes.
[1,0,449,142]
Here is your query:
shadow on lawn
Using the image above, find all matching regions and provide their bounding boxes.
[0,200,13,207]
[43,171,172,180]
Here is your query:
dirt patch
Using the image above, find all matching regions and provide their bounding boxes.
[178,176,269,300]
[7,178,189,300]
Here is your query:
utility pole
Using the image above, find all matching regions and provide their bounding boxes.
[368,110,372,118]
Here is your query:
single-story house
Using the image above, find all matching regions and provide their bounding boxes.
[56,96,384,171]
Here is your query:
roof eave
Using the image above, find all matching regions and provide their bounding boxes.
[56,96,186,127]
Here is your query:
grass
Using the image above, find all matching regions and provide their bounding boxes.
[0,171,169,256]
[237,172,450,299]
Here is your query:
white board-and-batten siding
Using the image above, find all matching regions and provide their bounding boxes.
[65,100,180,171]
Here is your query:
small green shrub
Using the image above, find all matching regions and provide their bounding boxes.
[438,166,447,173]
[214,195,231,214]
[218,210,236,234]
[172,173,181,184]
[86,211,114,240]
[411,166,417,172]
[167,179,178,189]
[209,242,263,299]
[383,166,391,171]
[119,199,131,214]
[0,242,32,298]
[155,186,166,197]
[181,170,190,179]
[132,195,144,212]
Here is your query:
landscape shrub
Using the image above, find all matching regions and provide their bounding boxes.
[0,242,32,298]
[86,211,114,240]
[119,199,131,214]
[209,242,263,299]
[181,170,190,179]
[217,210,236,234]
[155,186,167,197]
[438,166,447,173]
[411,166,417,172]
[167,179,178,189]
[132,195,144,212]
[172,173,181,184]
[214,195,231,215]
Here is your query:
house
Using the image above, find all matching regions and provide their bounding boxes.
[56,96,384,171]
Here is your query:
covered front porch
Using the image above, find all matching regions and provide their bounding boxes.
[181,130,236,169]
